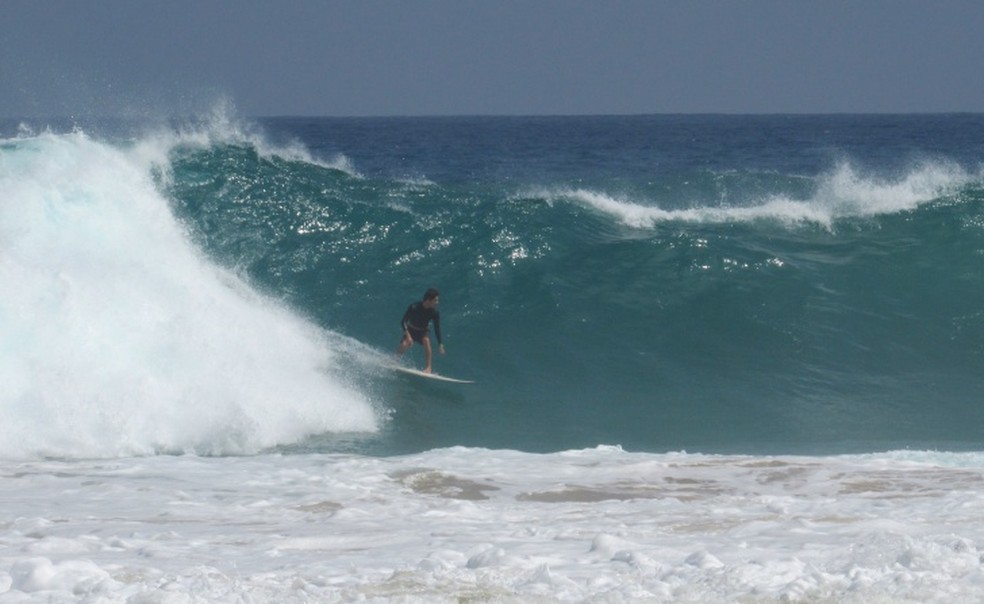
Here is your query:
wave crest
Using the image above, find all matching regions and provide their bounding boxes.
[546,160,978,229]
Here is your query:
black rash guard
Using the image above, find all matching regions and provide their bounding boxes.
[401,302,442,344]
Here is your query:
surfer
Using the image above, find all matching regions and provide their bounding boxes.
[397,288,445,373]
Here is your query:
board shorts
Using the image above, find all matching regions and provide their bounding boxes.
[406,326,429,344]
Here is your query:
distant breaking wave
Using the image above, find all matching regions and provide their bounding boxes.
[540,161,978,229]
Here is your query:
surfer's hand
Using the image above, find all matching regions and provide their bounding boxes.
[439,344,446,355]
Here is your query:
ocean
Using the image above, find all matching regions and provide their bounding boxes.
[2,111,984,602]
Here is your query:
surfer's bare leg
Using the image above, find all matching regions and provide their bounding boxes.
[422,335,433,373]
[397,332,413,357]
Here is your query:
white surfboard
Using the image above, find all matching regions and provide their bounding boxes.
[389,364,475,384]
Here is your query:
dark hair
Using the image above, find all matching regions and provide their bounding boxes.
[423,288,440,302]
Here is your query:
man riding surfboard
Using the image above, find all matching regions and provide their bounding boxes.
[397,288,445,373]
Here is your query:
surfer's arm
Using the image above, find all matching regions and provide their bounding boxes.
[433,311,444,352]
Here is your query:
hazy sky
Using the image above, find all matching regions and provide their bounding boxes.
[2,0,983,117]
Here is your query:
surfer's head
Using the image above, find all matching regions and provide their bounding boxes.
[423,288,440,306]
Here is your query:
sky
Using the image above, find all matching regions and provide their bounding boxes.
[2,0,983,118]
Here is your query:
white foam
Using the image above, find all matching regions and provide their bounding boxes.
[2,447,984,602]
[0,128,378,460]
[546,160,977,229]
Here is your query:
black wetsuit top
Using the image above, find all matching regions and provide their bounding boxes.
[401,302,442,344]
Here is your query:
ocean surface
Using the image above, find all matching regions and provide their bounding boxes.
[3,111,984,602]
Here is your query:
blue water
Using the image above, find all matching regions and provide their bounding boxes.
[4,113,984,458]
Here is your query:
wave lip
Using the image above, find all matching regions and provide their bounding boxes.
[550,160,977,229]
[0,127,377,460]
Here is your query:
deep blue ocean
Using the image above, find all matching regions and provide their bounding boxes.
[3,113,984,458]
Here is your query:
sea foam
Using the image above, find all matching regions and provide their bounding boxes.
[0,128,377,460]
[4,448,984,602]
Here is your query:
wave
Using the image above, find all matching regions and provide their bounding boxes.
[0,123,378,460]
[541,160,979,229]
[8,113,984,460]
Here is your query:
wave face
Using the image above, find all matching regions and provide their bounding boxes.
[3,114,984,458]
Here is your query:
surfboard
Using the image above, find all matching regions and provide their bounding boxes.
[389,364,475,384]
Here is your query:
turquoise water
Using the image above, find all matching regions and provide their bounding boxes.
[4,114,984,458]
[166,115,984,455]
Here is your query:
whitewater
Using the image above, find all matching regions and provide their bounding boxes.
[6,449,984,603]
[0,126,376,459]
[3,113,984,602]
